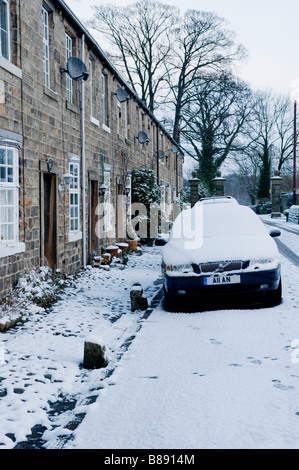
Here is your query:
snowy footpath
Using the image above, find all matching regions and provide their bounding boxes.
[0,215,299,449]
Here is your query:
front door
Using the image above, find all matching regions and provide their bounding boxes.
[42,173,57,269]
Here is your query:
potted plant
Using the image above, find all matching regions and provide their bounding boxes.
[126,222,139,251]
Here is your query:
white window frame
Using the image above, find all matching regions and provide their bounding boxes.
[117,100,121,136]
[65,33,73,103]
[42,6,50,88]
[126,172,132,221]
[167,183,172,216]
[68,156,82,242]
[0,145,25,258]
[89,57,99,125]
[0,0,10,61]
[102,73,110,131]
[103,166,111,233]
[161,180,165,215]
[118,100,128,139]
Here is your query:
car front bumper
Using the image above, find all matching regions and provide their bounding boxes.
[163,267,281,298]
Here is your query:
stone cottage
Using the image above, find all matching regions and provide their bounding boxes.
[0,0,183,298]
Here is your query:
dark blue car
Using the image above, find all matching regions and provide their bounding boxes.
[159,197,281,309]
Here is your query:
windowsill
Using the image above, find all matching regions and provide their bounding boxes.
[102,123,111,134]
[68,231,82,243]
[43,86,59,101]
[90,116,100,126]
[0,56,22,79]
[66,101,80,114]
[0,242,25,258]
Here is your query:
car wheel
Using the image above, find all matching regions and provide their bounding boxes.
[265,279,282,307]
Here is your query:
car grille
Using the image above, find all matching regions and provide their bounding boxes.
[192,260,249,274]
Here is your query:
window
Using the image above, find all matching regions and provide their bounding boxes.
[161,180,165,215]
[0,147,18,244]
[103,166,111,233]
[65,33,73,103]
[167,183,172,217]
[89,57,97,122]
[117,100,128,139]
[69,161,80,232]
[102,73,109,129]
[0,0,9,60]
[42,6,50,88]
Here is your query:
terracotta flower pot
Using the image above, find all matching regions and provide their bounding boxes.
[105,246,119,259]
[116,242,129,253]
[126,239,138,251]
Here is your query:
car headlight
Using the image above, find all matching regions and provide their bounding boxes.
[164,264,193,273]
[250,257,279,269]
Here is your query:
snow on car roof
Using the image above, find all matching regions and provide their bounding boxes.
[198,196,238,204]
[172,200,266,239]
[163,201,278,266]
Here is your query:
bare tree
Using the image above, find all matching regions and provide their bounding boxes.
[89,0,179,112]
[237,90,298,201]
[232,152,261,204]
[274,94,297,171]
[89,1,246,135]
[166,10,247,144]
[180,72,252,192]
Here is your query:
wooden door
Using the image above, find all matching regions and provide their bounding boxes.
[43,173,57,269]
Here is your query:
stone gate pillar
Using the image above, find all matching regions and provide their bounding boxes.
[212,171,226,197]
[271,170,283,218]
[189,172,199,208]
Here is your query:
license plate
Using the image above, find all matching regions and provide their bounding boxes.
[204,274,241,286]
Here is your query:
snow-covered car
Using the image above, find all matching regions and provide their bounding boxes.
[160,197,282,309]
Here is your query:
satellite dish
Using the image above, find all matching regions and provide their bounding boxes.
[158,150,165,159]
[116,88,130,103]
[136,131,149,144]
[66,57,89,81]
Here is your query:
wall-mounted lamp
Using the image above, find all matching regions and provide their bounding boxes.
[158,150,165,159]
[47,158,53,172]
[99,184,107,197]
[59,172,73,192]
[63,172,73,187]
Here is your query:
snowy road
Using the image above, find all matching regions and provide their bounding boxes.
[65,217,299,449]
[65,263,299,449]
[0,215,298,449]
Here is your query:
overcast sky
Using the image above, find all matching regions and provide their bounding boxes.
[65,0,299,98]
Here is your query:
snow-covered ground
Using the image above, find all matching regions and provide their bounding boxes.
[0,216,299,449]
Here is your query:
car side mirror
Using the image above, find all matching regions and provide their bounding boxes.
[155,238,167,246]
[269,229,281,238]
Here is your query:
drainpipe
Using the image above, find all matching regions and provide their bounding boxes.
[81,34,86,268]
